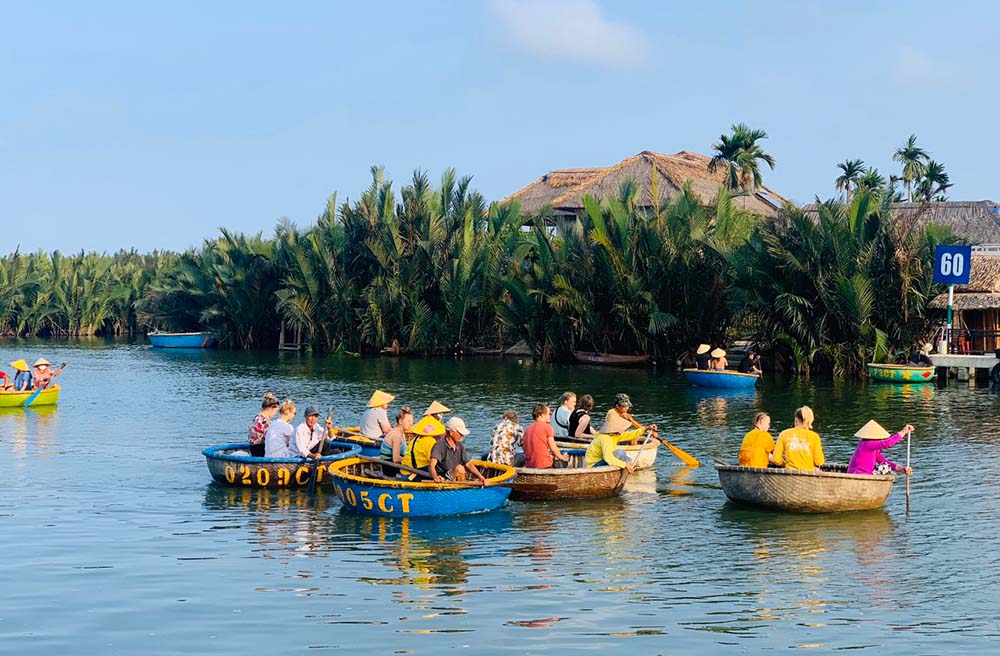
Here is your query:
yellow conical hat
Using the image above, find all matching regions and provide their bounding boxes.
[367,389,395,407]
[10,359,29,372]
[855,419,890,440]
[424,400,451,416]
[411,415,446,437]
[696,344,710,355]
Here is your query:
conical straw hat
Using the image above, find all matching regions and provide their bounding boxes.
[10,359,29,372]
[424,400,452,416]
[920,343,933,354]
[710,348,726,358]
[696,344,710,355]
[411,415,446,437]
[32,358,51,368]
[855,419,890,440]
[367,389,395,407]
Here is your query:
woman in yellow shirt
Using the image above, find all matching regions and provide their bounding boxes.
[738,412,774,467]
[773,406,825,471]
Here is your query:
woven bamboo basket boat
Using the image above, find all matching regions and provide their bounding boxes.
[554,436,658,470]
[511,451,629,501]
[682,368,758,388]
[866,363,936,383]
[330,426,381,457]
[202,441,361,489]
[715,463,896,512]
[328,457,516,517]
[0,385,60,407]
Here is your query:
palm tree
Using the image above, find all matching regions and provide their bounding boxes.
[835,159,865,203]
[856,168,886,195]
[709,123,776,211]
[915,160,952,202]
[893,134,929,201]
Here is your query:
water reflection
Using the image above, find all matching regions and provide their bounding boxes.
[0,405,62,457]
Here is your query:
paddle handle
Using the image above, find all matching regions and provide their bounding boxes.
[905,432,911,515]
[357,455,432,479]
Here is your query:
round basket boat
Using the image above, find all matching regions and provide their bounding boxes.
[0,385,60,407]
[866,363,936,383]
[328,457,516,517]
[512,451,629,501]
[715,463,896,512]
[330,427,382,457]
[554,436,658,470]
[203,440,362,489]
[682,368,758,388]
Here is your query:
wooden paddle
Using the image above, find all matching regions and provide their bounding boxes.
[355,456,556,493]
[905,429,911,516]
[305,408,332,496]
[618,412,700,467]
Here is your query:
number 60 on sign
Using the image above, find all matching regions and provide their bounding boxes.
[934,245,972,285]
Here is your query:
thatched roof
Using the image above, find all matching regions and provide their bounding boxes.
[929,253,1000,309]
[504,150,788,218]
[929,292,1000,310]
[804,200,1000,244]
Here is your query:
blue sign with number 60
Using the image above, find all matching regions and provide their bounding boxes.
[934,245,972,284]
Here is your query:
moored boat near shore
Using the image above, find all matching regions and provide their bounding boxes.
[149,331,217,348]
[511,451,629,501]
[573,351,650,366]
[866,363,936,383]
[0,385,60,407]
[683,368,758,388]
[715,463,896,512]
[328,457,516,517]
[203,441,361,488]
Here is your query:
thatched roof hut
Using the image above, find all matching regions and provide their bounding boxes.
[504,150,788,219]
[803,200,1000,244]
[929,253,1000,309]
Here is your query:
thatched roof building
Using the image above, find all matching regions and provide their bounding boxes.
[804,200,1000,245]
[929,253,1000,310]
[504,150,788,219]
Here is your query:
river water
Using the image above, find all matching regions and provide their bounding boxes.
[1,341,997,654]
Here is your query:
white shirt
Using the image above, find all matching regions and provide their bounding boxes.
[552,405,572,438]
[264,419,296,458]
[292,421,326,458]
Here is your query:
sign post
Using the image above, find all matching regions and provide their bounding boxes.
[934,245,973,352]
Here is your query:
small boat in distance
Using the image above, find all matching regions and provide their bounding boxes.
[148,330,217,348]
[0,385,60,407]
[573,351,650,366]
[715,462,895,512]
[683,368,758,388]
[866,363,936,383]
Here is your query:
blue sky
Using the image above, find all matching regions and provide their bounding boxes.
[3,1,998,253]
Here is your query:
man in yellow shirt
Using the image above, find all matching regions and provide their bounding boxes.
[738,412,775,468]
[773,406,825,471]
[405,415,446,479]
[584,432,635,473]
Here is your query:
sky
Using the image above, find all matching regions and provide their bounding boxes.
[3,0,999,253]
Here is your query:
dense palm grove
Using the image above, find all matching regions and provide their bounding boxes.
[1,131,955,377]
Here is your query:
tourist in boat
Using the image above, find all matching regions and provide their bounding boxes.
[405,415,447,479]
[710,348,728,371]
[599,394,658,445]
[847,420,914,476]
[10,360,32,391]
[583,432,635,473]
[695,344,712,370]
[31,358,65,389]
[423,400,452,421]
[738,412,775,467]
[523,403,570,469]
[569,394,596,438]
[264,399,298,458]
[247,392,280,457]
[551,392,575,438]
[360,389,395,439]
[773,406,825,471]
[429,417,489,485]
[292,406,334,459]
[908,343,933,366]
[487,410,523,466]
[380,406,414,464]
[738,351,762,375]
[0,369,9,390]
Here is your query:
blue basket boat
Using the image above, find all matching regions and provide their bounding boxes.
[683,368,759,389]
[203,441,361,489]
[330,427,382,458]
[328,457,516,517]
[149,331,217,348]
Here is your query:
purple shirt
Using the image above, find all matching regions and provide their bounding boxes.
[847,432,904,475]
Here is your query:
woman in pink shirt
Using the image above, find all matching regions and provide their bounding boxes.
[847,420,914,476]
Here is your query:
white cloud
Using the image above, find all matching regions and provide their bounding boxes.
[491,0,649,69]
[893,46,961,90]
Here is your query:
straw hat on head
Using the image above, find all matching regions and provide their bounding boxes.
[424,400,451,416]
[855,419,890,441]
[920,343,933,354]
[367,389,395,408]
[710,348,726,358]
[411,415,446,437]
[10,359,29,372]
[696,344,710,355]
[32,358,51,368]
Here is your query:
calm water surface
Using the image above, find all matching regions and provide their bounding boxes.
[1,341,998,654]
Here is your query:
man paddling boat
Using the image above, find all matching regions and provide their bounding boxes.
[429,417,489,486]
[31,358,65,389]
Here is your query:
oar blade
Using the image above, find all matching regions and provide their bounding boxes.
[663,440,700,467]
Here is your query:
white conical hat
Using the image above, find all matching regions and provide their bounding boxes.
[696,344,710,355]
[710,348,726,358]
[854,419,890,440]
[424,400,452,416]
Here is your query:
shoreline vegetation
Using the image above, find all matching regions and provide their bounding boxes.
[2,128,955,378]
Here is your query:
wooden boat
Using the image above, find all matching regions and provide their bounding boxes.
[0,385,60,407]
[866,363,936,383]
[511,451,629,501]
[715,462,896,512]
[202,441,362,489]
[330,426,381,458]
[328,457,516,517]
[149,330,216,348]
[554,435,658,470]
[573,351,650,366]
[683,368,758,388]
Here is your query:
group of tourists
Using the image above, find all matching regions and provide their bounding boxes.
[694,344,761,374]
[737,406,914,476]
[247,393,339,461]
[0,358,64,392]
